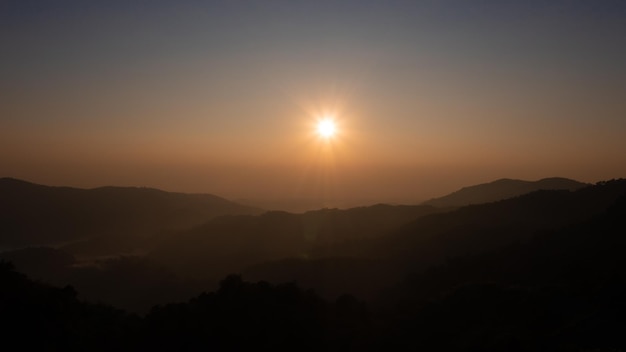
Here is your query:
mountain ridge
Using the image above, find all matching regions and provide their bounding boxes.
[0,177,239,199]
[0,177,262,250]
[423,177,588,207]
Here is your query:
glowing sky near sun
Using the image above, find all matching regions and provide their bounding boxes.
[1,0,625,208]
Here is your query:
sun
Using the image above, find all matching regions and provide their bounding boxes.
[317,118,336,139]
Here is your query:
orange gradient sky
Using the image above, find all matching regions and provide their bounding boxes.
[2,1,625,209]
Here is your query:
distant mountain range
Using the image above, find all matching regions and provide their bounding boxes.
[422,177,587,207]
[243,179,625,300]
[149,204,444,280]
[2,176,624,313]
[0,177,261,249]
[3,177,626,350]
[0,176,588,251]
[3,180,626,351]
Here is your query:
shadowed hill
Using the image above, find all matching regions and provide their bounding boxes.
[423,177,587,207]
[376,189,626,351]
[0,246,214,313]
[150,204,444,280]
[0,177,261,251]
[3,190,626,350]
[0,261,369,351]
[3,177,625,320]
[0,246,76,281]
[0,260,140,351]
[152,181,624,292]
[243,180,626,300]
[368,179,626,270]
[2,202,444,312]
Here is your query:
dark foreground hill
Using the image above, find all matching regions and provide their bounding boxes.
[376,183,626,351]
[423,177,587,207]
[0,261,369,352]
[0,177,261,251]
[0,246,211,313]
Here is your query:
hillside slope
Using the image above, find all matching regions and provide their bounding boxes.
[423,177,587,207]
[0,178,261,250]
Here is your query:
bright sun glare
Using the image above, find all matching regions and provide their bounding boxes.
[317,118,336,139]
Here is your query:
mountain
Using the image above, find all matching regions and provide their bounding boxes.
[243,180,626,301]
[0,260,138,351]
[4,182,626,351]
[0,246,214,313]
[423,177,587,207]
[149,204,445,280]
[0,261,369,351]
[377,186,626,351]
[0,178,262,251]
[1,202,445,312]
[149,180,625,300]
[363,179,626,272]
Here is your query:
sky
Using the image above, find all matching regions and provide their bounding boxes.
[1,0,625,209]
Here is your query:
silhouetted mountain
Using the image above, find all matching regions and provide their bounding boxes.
[0,203,443,312]
[375,186,626,351]
[0,246,76,281]
[3,187,626,351]
[244,256,397,301]
[6,179,623,316]
[240,180,626,301]
[143,275,370,351]
[423,177,587,207]
[0,246,216,313]
[0,260,140,351]
[3,180,626,351]
[149,204,444,280]
[0,262,369,351]
[379,180,625,269]
[0,177,261,252]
